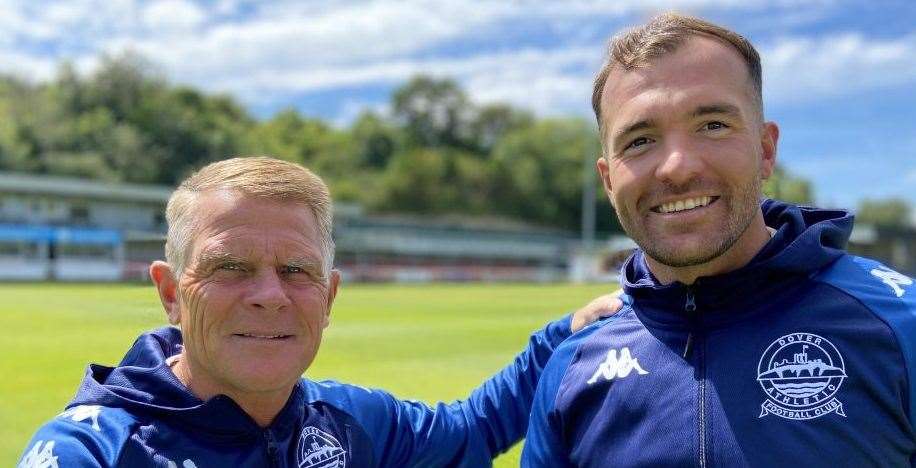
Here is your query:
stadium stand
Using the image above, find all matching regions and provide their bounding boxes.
[5,171,908,282]
[0,172,169,281]
[0,172,586,282]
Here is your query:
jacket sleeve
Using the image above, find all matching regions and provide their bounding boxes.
[815,256,916,425]
[312,313,574,467]
[17,406,133,468]
[520,327,589,468]
[447,312,575,460]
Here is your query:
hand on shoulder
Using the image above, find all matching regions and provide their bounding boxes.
[570,289,624,333]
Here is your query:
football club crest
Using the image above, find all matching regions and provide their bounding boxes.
[757,332,847,420]
[297,426,346,468]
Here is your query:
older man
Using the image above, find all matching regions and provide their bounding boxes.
[523,13,916,467]
[19,157,618,468]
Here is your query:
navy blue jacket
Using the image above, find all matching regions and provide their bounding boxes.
[524,200,916,467]
[18,314,573,467]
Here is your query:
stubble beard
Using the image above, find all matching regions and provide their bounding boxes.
[617,175,762,269]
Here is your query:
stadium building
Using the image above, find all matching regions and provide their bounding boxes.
[4,171,910,282]
[849,224,916,275]
[0,172,172,281]
[0,172,598,282]
[334,207,576,282]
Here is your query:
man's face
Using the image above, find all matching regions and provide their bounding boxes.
[596,35,776,268]
[173,190,337,395]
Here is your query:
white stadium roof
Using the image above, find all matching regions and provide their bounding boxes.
[0,171,173,203]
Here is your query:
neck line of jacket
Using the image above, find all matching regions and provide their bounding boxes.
[68,326,307,442]
[620,200,853,329]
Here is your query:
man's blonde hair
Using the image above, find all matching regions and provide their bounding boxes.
[165,156,334,278]
[592,12,763,148]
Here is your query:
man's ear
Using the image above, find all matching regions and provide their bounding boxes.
[596,155,615,205]
[323,269,341,329]
[760,121,779,180]
[150,261,181,325]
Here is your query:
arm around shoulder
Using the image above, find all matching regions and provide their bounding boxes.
[307,313,589,467]
[520,332,586,468]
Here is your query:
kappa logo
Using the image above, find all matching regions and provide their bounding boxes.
[757,332,847,420]
[587,347,649,385]
[297,426,346,468]
[58,405,102,431]
[165,459,198,468]
[18,440,57,468]
[870,266,912,298]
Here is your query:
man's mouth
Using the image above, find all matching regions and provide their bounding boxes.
[233,333,293,340]
[651,196,719,214]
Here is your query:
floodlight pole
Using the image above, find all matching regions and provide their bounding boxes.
[581,140,596,250]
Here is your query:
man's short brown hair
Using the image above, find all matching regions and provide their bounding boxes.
[592,12,763,144]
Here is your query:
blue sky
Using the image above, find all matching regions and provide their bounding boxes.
[0,0,914,212]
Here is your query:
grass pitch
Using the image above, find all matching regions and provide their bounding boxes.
[0,281,616,466]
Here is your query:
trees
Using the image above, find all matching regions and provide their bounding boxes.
[490,119,593,230]
[0,59,822,234]
[392,76,473,149]
[0,77,38,172]
[0,53,252,184]
[381,76,621,231]
[350,111,401,169]
[763,165,813,205]
[469,104,534,154]
[856,198,912,227]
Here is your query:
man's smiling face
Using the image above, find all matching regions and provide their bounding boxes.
[174,190,338,396]
[597,35,776,269]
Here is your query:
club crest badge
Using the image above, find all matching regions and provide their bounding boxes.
[297,426,346,468]
[757,332,847,420]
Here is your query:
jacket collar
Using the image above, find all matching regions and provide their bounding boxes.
[621,200,853,329]
[69,326,306,442]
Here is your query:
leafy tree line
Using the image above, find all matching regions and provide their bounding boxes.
[0,53,832,233]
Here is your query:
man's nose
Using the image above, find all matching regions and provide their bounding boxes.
[246,269,293,311]
[654,135,703,188]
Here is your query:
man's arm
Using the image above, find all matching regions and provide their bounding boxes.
[18,405,133,468]
[310,314,575,466]
[522,297,621,467]
[19,436,102,468]
[402,292,624,465]
[314,292,623,467]
[519,335,584,468]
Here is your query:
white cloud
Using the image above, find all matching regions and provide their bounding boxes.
[75,1,613,113]
[172,45,600,118]
[0,50,58,81]
[762,32,916,104]
[0,0,909,122]
[142,0,206,32]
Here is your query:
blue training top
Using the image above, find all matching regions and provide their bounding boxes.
[524,200,916,467]
[18,313,574,468]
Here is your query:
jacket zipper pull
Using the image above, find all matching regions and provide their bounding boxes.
[683,289,697,359]
[264,430,280,467]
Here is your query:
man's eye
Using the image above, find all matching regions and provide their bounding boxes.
[218,263,244,271]
[282,265,319,278]
[626,136,652,150]
[703,121,728,131]
[282,266,324,282]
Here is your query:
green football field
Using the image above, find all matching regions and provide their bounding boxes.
[0,281,616,466]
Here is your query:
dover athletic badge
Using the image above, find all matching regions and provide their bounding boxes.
[297,426,347,468]
[757,332,847,420]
